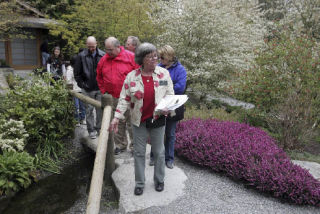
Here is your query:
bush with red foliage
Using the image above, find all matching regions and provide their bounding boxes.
[175,119,320,206]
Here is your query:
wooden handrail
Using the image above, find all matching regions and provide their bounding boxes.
[86,97,113,214]
[68,89,115,214]
[69,89,102,108]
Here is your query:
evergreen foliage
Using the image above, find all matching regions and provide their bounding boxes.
[48,0,158,57]
[0,0,27,39]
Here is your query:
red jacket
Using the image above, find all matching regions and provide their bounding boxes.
[96,46,140,98]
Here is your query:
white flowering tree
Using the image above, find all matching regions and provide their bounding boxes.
[262,0,320,39]
[152,0,268,95]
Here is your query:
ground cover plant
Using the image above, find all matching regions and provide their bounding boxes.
[175,119,320,206]
[0,151,35,196]
[0,117,35,196]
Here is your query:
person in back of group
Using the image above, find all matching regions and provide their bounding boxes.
[74,36,105,139]
[40,39,50,67]
[110,42,174,195]
[123,35,141,150]
[96,37,140,155]
[125,36,140,53]
[149,45,187,169]
[47,46,66,81]
[66,55,86,127]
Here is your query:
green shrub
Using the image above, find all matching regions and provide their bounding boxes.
[0,118,28,152]
[236,108,269,129]
[184,105,240,122]
[2,73,75,156]
[230,33,320,114]
[5,73,21,89]
[0,151,35,196]
[229,32,320,149]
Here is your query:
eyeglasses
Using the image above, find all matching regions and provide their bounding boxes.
[146,54,158,60]
[105,48,115,52]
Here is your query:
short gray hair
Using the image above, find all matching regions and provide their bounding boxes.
[135,42,157,65]
[127,36,141,47]
[105,37,120,47]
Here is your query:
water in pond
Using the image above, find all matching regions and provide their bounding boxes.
[0,154,116,214]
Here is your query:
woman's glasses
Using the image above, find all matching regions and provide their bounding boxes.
[146,54,158,60]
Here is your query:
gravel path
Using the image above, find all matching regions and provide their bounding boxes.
[134,157,319,214]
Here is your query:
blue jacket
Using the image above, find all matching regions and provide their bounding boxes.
[159,61,187,95]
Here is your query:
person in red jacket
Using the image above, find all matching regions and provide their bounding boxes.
[96,37,140,154]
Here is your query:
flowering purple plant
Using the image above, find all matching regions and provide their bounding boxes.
[176,119,320,206]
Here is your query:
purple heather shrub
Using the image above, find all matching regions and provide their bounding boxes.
[175,119,320,206]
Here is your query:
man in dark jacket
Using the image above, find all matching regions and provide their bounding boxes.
[74,36,105,139]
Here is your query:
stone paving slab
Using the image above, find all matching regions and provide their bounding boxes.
[112,145,188,214]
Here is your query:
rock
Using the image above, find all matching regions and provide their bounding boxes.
[292,160,320,181]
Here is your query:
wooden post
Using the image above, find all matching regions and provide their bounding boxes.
[101,94,115,185]
[86,94,113,214]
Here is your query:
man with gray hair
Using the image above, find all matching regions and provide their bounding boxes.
[125,36,140,53]
[74,36,105,139]
[96,37,139,154]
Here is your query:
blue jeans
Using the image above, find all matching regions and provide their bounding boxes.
[82,90,102,133]
[42,52,50,67]
[150,120,178,163]
[74,97,86,122]
[164,120,178,163]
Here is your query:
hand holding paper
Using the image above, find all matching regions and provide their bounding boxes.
[155,95,188,112]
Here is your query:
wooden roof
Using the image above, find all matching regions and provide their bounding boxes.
[15,0,58,29]
[16,0,46,18]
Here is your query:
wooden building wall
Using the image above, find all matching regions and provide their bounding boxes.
[0,28,42,70]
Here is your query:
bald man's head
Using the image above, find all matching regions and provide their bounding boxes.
[86,36,97,53]
[105,37,121,58]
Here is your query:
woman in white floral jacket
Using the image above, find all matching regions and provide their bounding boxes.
[110,43,174,196]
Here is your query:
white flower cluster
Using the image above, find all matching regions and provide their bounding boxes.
[0,119,29,152]
[152,0,268,93]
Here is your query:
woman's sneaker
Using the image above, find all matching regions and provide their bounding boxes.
[89,132,96,139]
[166,161,174,169]
[149,157,154,166]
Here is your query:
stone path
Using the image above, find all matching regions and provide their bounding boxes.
[111,147,320,214]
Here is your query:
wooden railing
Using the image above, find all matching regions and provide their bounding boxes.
[69,89,115,214]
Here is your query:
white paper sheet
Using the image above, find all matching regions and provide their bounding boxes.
[155,95,188,112]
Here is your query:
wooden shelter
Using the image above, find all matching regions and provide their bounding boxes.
[0,0,57,70]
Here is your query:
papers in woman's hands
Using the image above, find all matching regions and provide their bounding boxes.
[155,95,188,112]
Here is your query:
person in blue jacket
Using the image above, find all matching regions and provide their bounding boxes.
[150,45,187,169]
